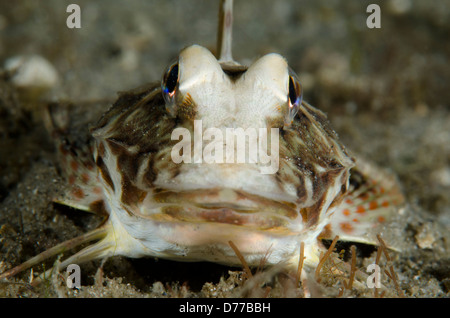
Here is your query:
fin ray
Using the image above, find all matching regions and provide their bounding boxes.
[44,102,105,214]
[324,156,405,249]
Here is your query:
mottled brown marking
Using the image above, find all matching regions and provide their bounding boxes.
[328,181,348,211]
[328,193,345,211]
[277,100,354,215]
[304,195,327,227]
[93,187,102,195]
[109,140,142,190]
[275,165,309,203]
[91,83,179,195]
[177,93,197,120]
[356,206,366,214]
[94,84,160,131]
[81,173,90,183]
[72,187,84,199]
[121,177,147,207]
[349,168,366,191]
[299,208,308,223]
[70,160,79,172]
[314,169,343,202]
[68,175,76,185]
[340,183,347,196]
[339,222,354,234]
[106,139,125,157]
[143,154,157,188]
[318,224,333,239]
[96,155,115,192]
[369,201,379,210]
[122,205,135,217]
[59,144,69,156]
[296,176,308,201]
[97,142,105,157]
[359,193,369,200]
[89,200,108,216]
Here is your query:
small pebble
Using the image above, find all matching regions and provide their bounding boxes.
[4,55,59,90]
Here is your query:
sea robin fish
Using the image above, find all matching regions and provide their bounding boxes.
[0,0,404,287]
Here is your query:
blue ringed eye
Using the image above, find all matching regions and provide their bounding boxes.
[289,76,299,106]
[284,69,303,127]
[162,63,179,94]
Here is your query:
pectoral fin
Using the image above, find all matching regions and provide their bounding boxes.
[321,157,405,250]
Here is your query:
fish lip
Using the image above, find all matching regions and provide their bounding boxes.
[133,187,300,230]
[150,187,297,211]
[194,202,257,212]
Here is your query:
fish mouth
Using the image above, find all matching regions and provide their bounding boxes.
[137,187,302,231]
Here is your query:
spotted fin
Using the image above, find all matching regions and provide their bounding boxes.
[322,157,405,248]
[44,102,105,214]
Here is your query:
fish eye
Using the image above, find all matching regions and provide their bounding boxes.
[285,68,303,127]
[161,61,179,116]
